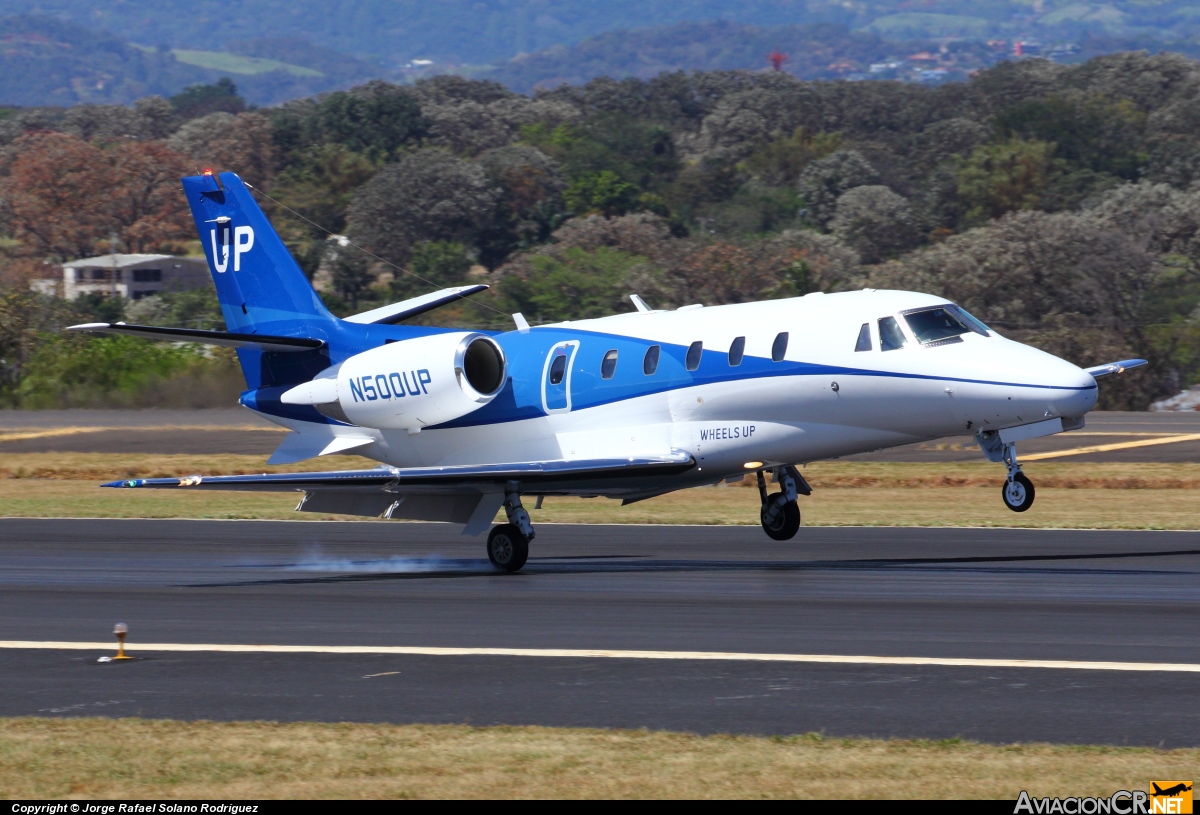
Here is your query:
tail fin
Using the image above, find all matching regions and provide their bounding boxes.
[182,171,333,334]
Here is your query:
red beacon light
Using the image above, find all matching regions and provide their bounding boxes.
[202,168,214,176]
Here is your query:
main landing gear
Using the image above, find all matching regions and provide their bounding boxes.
[979,431,1036,512]
[757,465,811,540]
[487,488,535,572]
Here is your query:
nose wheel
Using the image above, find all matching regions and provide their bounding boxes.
[1002,472,1035,512]
[999,440,1036,512]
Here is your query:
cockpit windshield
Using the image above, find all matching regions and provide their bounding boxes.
[902,306,985,345]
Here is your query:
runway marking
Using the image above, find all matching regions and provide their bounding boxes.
[1022,433,1200,461]
[0,425,283,442]
[2,641,1198,673]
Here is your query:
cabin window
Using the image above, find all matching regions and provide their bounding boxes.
[549,352,567,385]
[728,336,745,366]
[685,341,703,371]
[643,345,660,375]
[878,317,907,352]
[948,304,990,337]
[854,323,872,352]
[771,332,789,362]
[601,349,618,379]
[903,306,973,344]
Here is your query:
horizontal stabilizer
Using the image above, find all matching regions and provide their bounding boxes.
[67,322,324,353]
[1086,358,1148,378]
[103,452,695,492]
[343,285,489,325]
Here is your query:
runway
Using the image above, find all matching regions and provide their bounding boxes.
[1,519,1197,746]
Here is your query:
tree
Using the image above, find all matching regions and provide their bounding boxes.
[345,148,497,267]
[393,240,473,300]
[565,171,642,217]
[0,132,193,260]
[305,81,427,161]
[955,138,1058,225]
[169,78,246,121]
[830,185,920,264]
[498,246,655,322]
[168,111,280,185]
[796,149,880,229]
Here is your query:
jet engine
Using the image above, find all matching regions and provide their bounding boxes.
[281,332,507,431]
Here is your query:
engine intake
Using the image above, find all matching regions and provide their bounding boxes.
[282,332,507,432]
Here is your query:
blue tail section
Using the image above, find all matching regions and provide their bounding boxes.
[183,171,334,333]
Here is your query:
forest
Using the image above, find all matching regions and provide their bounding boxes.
[2,52,1200,410]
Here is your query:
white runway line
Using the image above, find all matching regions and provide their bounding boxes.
[1,641,1198,672]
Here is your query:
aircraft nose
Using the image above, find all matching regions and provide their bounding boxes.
[1055,361,1098,416]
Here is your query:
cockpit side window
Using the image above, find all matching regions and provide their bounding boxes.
[902,306,972,345]
[854,323,872,352]
[878,317,907,352]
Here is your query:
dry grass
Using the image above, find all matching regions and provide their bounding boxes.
[0,718,1194,799]
[2,477,1199,528]
[2,455,1199,528]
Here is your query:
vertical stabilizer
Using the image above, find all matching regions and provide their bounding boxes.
[182,171,334,334]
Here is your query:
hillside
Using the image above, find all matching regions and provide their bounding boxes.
[5,0,1200,68]
[0,16,379,106]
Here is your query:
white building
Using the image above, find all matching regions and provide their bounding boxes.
[32,254,212,300]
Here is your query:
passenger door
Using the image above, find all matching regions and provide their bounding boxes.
[541,340,579,414]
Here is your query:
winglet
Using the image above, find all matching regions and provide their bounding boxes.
[1085,359,1148,378]
[630,294,652,313]
[513,313,531,333]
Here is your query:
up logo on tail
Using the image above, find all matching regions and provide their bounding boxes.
[209,224,255,273]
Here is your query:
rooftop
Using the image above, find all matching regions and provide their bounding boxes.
[63,254,179,268]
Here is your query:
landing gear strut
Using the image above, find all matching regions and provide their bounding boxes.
[1000,442,1035,512]
[978,431,1037,512]
[487,487,535,572]
[757,465,809,540]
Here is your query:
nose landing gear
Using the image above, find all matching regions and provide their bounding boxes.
[1000,441,1035,511]
[757,466,811,540]
[487,488,535,572]
[979,432,1037,512]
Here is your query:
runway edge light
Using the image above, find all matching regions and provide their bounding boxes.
[112,622,132,660]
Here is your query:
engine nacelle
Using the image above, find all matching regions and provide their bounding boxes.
[281,332,507,432]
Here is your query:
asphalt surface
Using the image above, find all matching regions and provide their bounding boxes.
[1,409,1197,461]
[1,519,1198,746]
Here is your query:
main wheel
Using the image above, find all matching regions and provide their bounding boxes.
[487,523,529,572]
[1002,473,1035,512]
[760,495,801,541]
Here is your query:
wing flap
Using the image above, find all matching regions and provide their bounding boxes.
[102,452,696,492]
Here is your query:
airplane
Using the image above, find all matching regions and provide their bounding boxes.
[1152,783,1193,797]
[72,170,1147,572]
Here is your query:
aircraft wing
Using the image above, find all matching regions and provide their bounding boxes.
[67,322,324,353]
[102,452,696,493]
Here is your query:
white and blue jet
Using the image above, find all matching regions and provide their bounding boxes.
[74,171,1145,571]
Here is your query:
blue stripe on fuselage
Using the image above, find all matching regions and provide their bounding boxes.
[430,327,1096,430]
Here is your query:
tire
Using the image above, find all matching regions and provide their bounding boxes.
[1002,473,1035,512]
[760,495,801,541]
[487,523,529,572]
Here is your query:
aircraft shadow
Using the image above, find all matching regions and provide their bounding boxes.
[184,547,1200,587]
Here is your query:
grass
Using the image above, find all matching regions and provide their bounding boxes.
[1,456,1199,528]
[171,49,322,77]
[0,719,1194,799]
